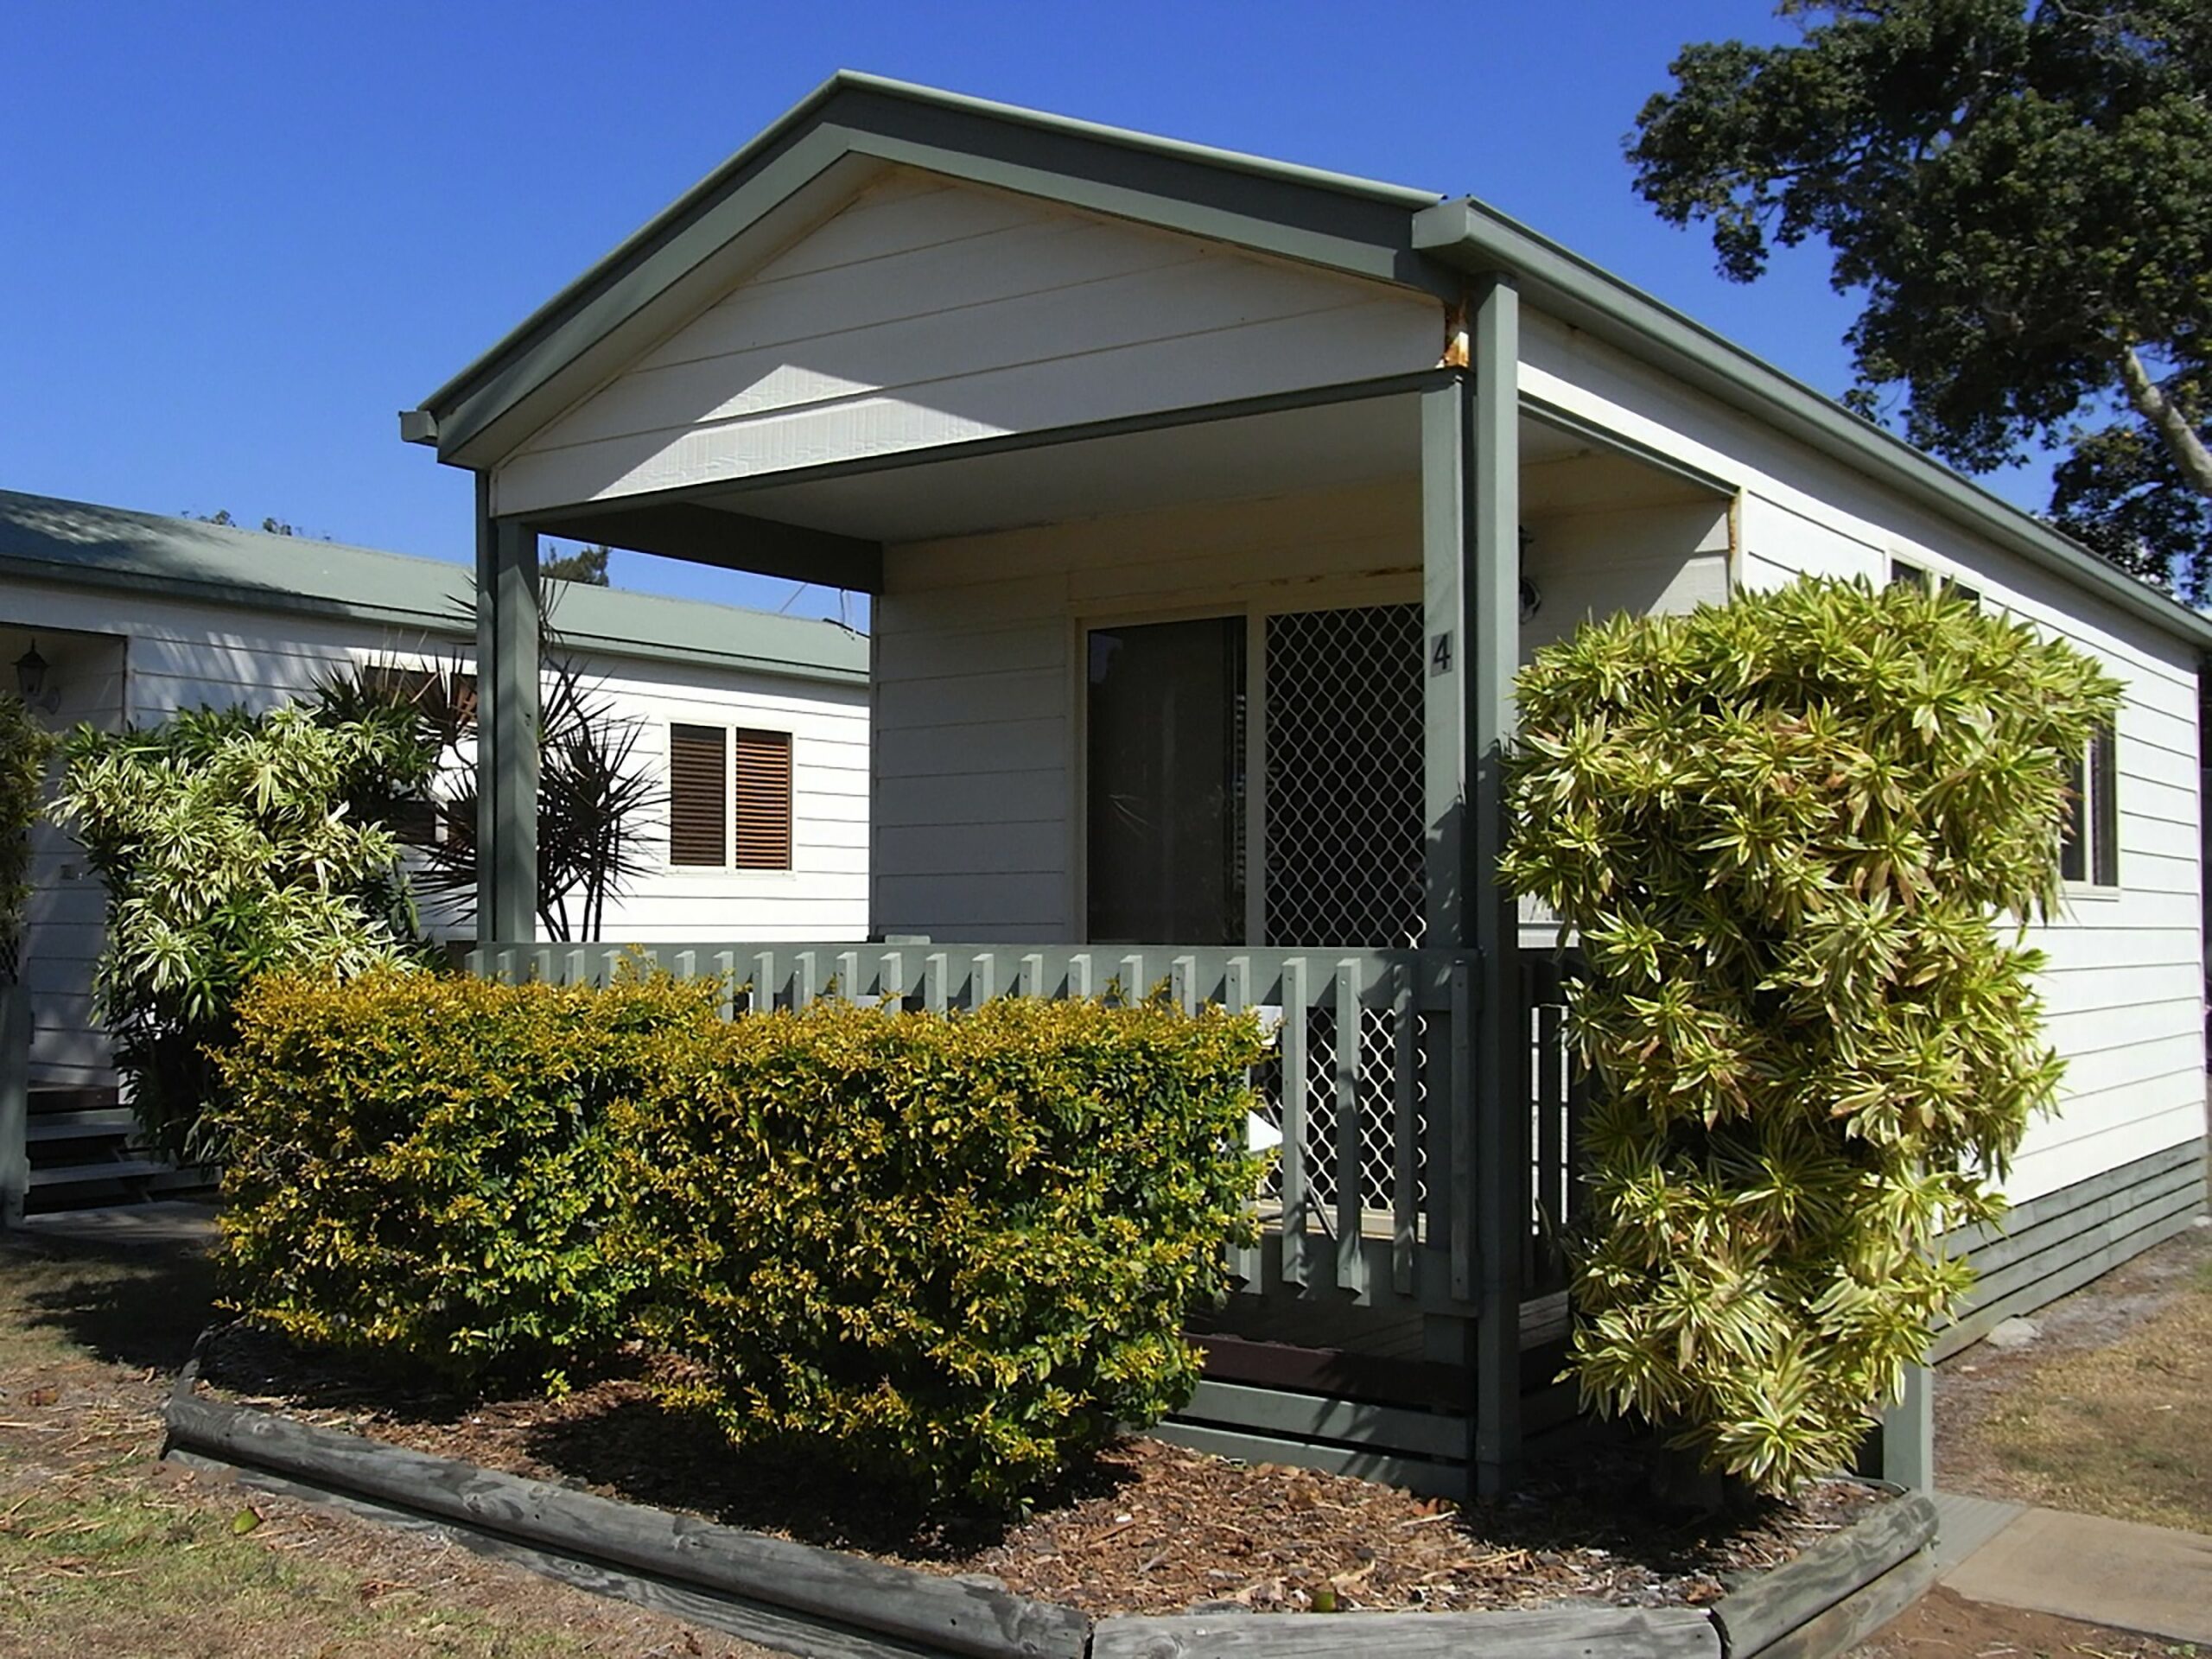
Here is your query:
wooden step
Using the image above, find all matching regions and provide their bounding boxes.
[24,1109,138,1142]
[27,1159,171,1191]
[26,1084,124,1116]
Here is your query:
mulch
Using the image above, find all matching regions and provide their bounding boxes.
[198,1325,1885,1618]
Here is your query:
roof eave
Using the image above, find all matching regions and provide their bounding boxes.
[1412,197,2212,653]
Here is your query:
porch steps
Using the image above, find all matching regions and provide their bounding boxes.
[19,1084,205,1214]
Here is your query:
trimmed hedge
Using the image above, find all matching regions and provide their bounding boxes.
[216,975,1267,1507]
[610,995,1267,1509]
[212,968,723,1389]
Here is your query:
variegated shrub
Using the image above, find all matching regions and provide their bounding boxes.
[1501,576,2120,1492]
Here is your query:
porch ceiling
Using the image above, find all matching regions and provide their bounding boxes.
[539,398,1726,569]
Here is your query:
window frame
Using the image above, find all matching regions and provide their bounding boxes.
[1889,556,1981,607]
[664,720,796,874]
[2059,717,2121,894]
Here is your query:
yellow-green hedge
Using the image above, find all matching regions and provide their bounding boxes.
[213,968,722,1388]
[610,995,1266,1508]
[216,973,1266,1507]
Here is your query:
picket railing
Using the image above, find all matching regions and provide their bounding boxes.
[469,939,1586,1317]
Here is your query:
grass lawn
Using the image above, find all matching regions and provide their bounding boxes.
[1937,1223,2212,1536]
[0,1225,773,1658]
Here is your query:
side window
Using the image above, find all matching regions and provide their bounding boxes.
[667,724,792,870]
[2059,720,2120,887]
[362,664,477,846]
[1891,558,1980,606]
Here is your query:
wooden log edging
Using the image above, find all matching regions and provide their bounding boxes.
[162,1381,1936,1659]
[162,1391,1087,1659]
[1708,1490,1940,1659]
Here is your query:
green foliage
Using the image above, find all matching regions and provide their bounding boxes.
[212,968,723,1389]
[0,695,57,977]
[50,704,434,1158]
[1630,1,2212,594]
[212,969,1264,1507]
[313,648,658,944]
[1501,578,2121,1493]
[537,543,611,586]
[609,995,1267,1510]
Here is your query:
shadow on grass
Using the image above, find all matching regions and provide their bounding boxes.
[3,1232,218,1374]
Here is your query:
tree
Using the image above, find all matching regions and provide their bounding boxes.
[538,543,611,586]
[189,510,308,537]
[1630,1,2212,598]
[0,696,58,984]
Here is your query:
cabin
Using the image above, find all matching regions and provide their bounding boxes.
[0,488,868,1212]
[401,74,2209,1498]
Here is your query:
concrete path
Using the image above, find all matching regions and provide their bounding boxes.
[10,1198,218,1249]
[1929,1490,2212,1646]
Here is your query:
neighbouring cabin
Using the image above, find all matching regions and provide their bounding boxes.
[411,73,2209,1498]
[0,490,869,1215]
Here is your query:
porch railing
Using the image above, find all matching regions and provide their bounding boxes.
[467,940,1585,1318]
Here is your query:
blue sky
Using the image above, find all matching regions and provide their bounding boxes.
[1,2,2049,620]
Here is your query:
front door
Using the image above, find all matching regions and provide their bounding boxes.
[1084,602,1423,948]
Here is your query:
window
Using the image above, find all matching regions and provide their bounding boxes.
[2059,720,2120,887]
[1086,617,1246,944]
[1890,558,1981,606]
[667,723,792,870]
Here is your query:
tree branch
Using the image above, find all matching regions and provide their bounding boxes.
[2117,345,2212,501]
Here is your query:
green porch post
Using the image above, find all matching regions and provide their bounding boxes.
[474,475,539,944]
[1469,276,1524,1497]
[1882,1362,1934,1492]
[1422,276,1524,1497]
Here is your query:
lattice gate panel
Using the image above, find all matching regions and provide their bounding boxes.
[1262,604,1426,950]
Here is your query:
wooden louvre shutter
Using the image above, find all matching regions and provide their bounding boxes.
[668,724,728,866]
[733,728,792,870]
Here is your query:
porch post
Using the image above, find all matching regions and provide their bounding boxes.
[1421,275,1524,1497]
[1468,276,1524,1496]
[474,474,539,944]
[1881,1362,1934,1491]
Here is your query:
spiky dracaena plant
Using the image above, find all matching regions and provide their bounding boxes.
[1500,577,2120,1494]
[52,704,433,1160]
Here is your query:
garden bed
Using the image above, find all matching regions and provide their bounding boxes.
[188,1324,1900,1627]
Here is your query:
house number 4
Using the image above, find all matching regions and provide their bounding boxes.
[1430,632,1453,676]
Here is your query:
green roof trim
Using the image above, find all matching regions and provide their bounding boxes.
[1408,200,2212,652]
[407,72,2212,655]
[0,489,868,686]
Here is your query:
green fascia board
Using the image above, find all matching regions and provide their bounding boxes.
[410,71,1450,468]
[0,488,868,687]
[1411,197,2212,653]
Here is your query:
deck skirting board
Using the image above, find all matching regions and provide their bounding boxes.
[1935,1135,2206,1361]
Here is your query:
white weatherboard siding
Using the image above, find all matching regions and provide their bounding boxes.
[872,473,1729,941]
[492,169,1445,516]
[10,575,867,1084]
[1520,309,2207,1207]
